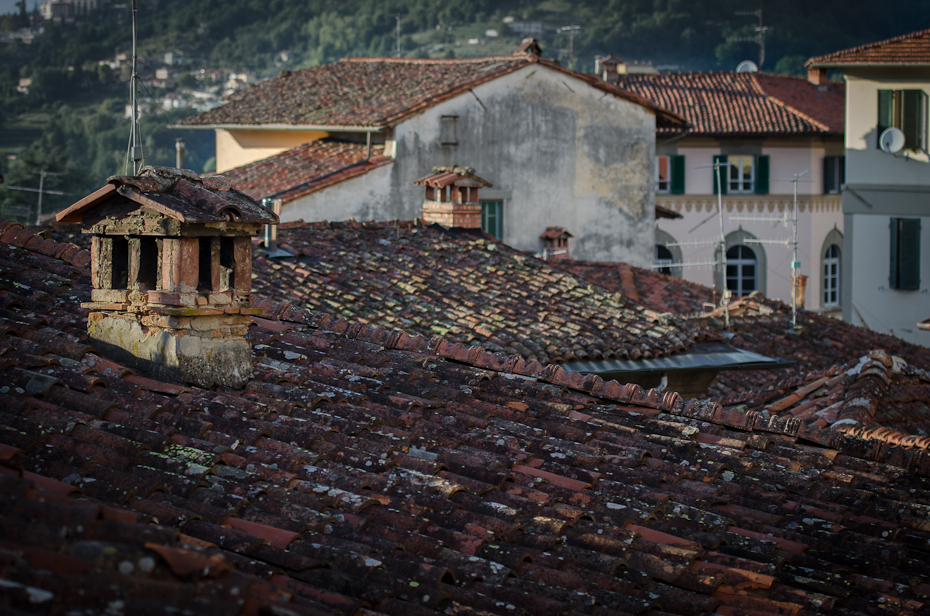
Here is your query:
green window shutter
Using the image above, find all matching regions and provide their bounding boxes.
[712,155,727,195]
[891,218,921,290]
[822,156,832,194]
[754,155,769,195]
[902,90,926,150]
[670,155,686,194]
[877,90,893,149]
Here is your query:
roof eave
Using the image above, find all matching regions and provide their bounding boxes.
[170,123,385,132]
[807,61,930,69]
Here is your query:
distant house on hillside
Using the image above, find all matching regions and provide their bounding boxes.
[177,41,686,265]
[613,70,846,314]
[808,28,930,344]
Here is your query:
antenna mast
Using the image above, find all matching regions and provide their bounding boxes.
[129,0,144,173]
[732,1,767,69]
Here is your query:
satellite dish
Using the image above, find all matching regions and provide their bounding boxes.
[736,60,758,73]
[880,127,906,153]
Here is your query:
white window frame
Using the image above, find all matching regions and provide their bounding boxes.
[823,244,840,307]
[728,155,755,193]
[726,244,758,296]
[656,155,670,193]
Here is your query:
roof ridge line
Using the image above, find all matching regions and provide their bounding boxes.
[248,296,683,414]
[808,28,930,66]
[0,218,91,269]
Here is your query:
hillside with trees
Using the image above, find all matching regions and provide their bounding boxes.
[2,0,929,221]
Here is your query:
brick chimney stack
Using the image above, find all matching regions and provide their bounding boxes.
[56,166,277,389]
[415,166,492,229]
[807,67,829,86]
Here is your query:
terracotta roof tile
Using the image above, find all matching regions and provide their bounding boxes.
[251,220,702,366]
[614,71,844,136]
[179,55,683,129]
[809,28,930,67]
[6,218,930,614]
[223,140,392,203]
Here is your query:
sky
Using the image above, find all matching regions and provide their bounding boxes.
[0,0,39,15]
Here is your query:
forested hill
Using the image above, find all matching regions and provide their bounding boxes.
[1,0,929,222]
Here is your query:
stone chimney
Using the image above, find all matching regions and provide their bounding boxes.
[514,38,543,57]
[56,166,278,389]
[415,166,492,229]
[540,226,573,260]
[807,66,829,86]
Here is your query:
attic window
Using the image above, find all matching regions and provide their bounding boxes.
[135,237,159,291]
[220,237,236,291]
[440,116,458,146]
[111,237,129,290]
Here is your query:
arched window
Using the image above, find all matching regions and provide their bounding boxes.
[654,229,682,278]
[823,244,841,307]
[655,245,674,275]
[726,245,757,297]
[820,228,843,309]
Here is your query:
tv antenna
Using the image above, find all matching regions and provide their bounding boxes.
[557,25,583,69]
[729,1,767,69]
[128,0,145,173]
[395,15,401,58]
[730,169,810,329]
[5,170,68,225]
[655,160,734,328]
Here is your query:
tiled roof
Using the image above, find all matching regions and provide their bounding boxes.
[57,166,277,225]
[250,220,701,365]
[718,350,930,451]
[808,28,930,67]
[558,260,717,316]
[178,56,685,129]
[614,71,845,136]
[8,220,930,614]
[222,140,393,203]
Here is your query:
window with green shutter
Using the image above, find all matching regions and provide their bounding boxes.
[712,154,728,195]
[670,155,685,194]
[754,155,769,195]
[481,201,503,239]
[890,218,921,291]
[877,90,927,151]
[823,156,845,194]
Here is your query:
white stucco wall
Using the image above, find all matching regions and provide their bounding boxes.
[655,140,844,310]
[840,67,930,346]
[844,70,930,185]
[281,64,657,265]
[847,214,930,344]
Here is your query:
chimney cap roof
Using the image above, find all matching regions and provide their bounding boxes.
[540,226,573,239]
[414,165,493,189]
[514,37,543,57]
[56,166,278,226]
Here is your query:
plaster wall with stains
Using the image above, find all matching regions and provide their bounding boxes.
[281,64,657,265]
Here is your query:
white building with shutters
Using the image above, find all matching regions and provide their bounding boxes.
[613,70,846,314]
[808,29,930,345]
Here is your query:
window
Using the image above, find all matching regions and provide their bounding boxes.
[823,244,840,306]
[823,156,845,194]
[890,218,921,290]
[878,90,927,151]
[656,155,685,194]
[481,201,503,239]
[655,245,674,275]
[713,154,769,194]
[726,245,757,296]
[440,115,458,146]
[656,156,670,193]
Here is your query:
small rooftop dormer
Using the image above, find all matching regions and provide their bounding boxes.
[540,226,573,260]
[415,166,492,229]
[56,166,278,389]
